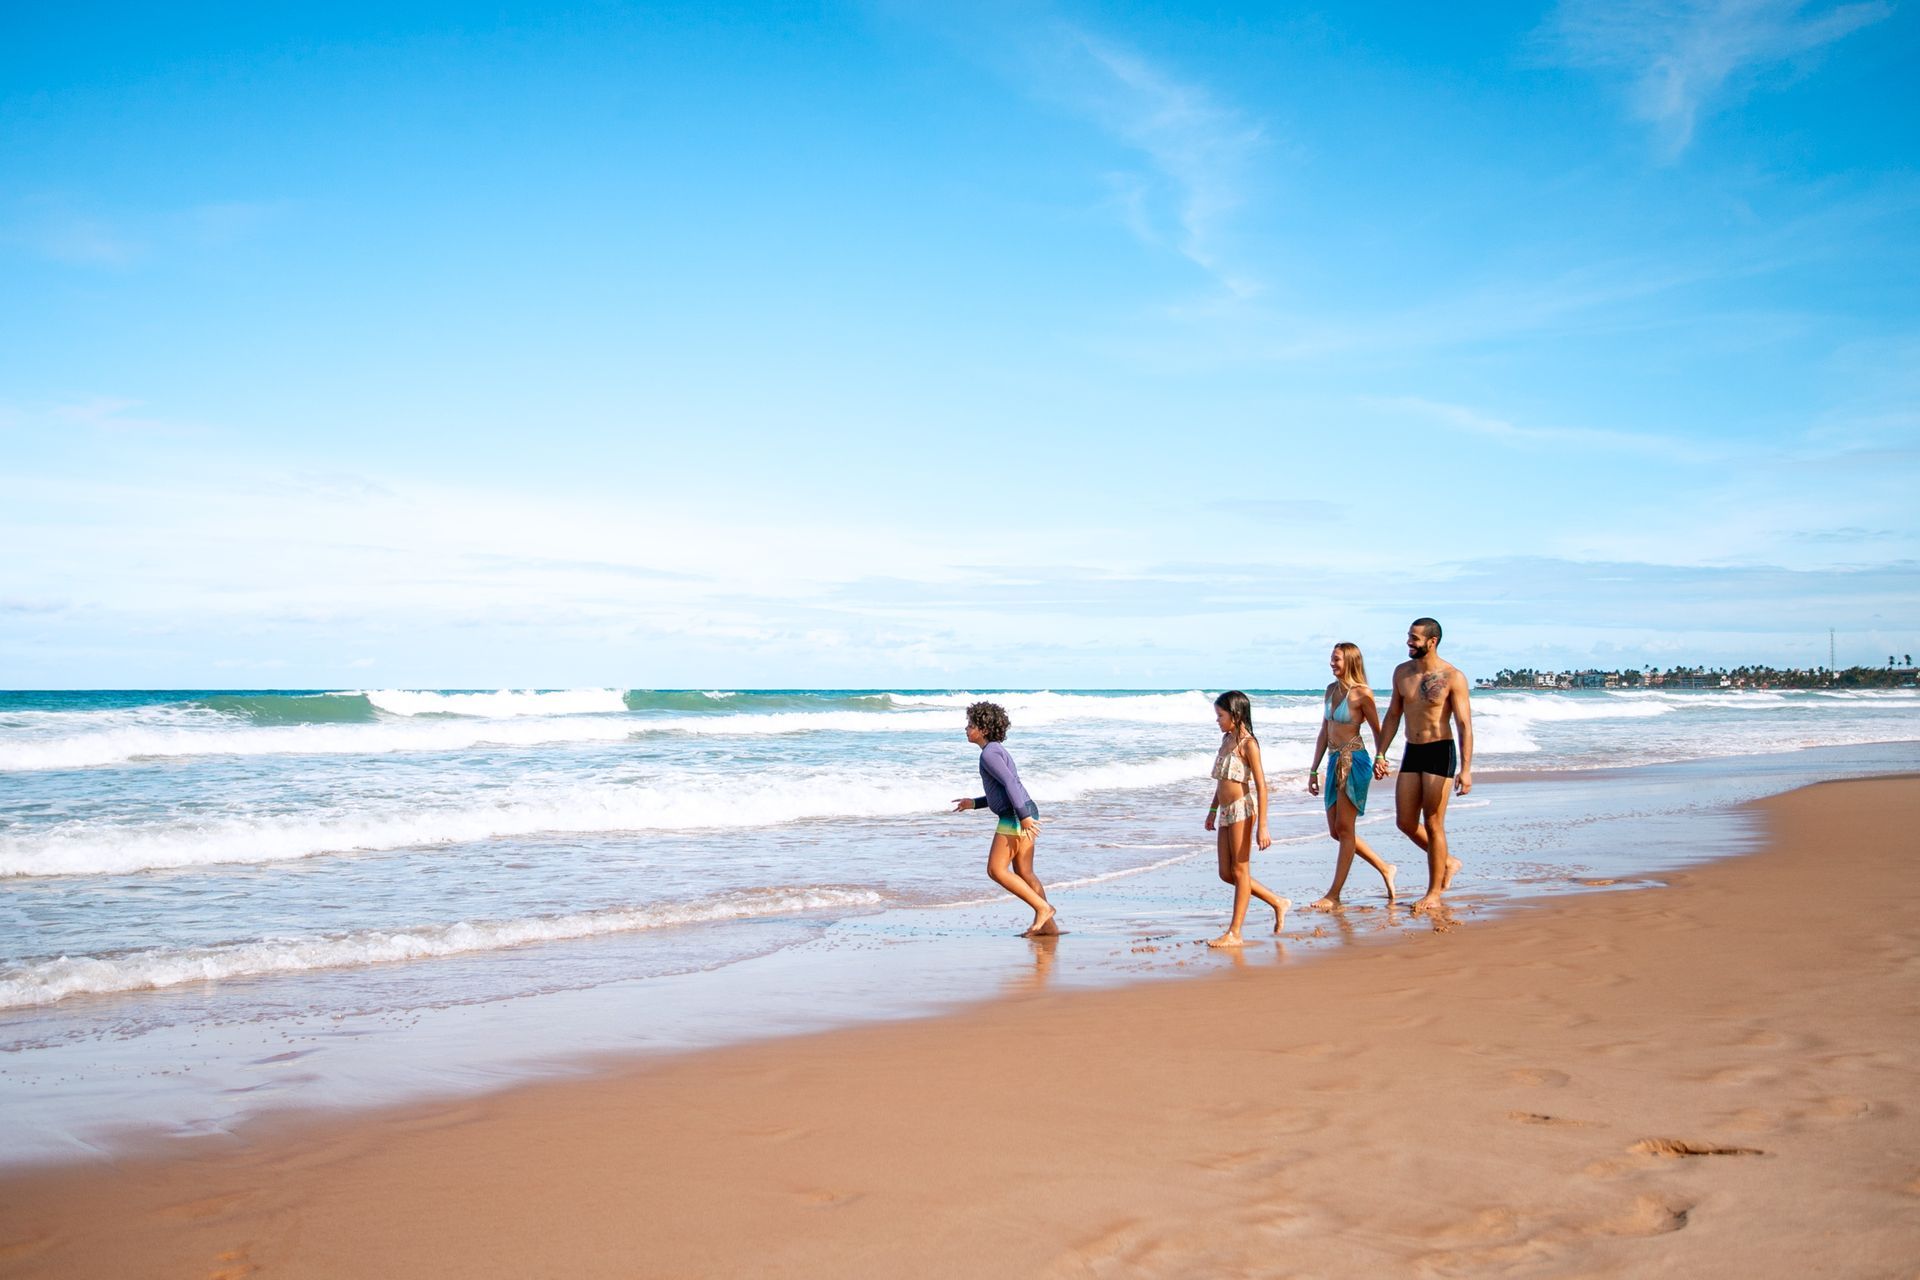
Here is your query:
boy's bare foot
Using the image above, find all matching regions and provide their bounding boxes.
[1411,891,1445,914]
[1272,897,1291,933]
[1022,906,1057,937]
[1382,864,1398,902]
[1309,895,1340,911]
[1443,857,1462,889]
[1207,931,1246,948]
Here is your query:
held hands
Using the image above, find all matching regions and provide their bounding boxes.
[1373,756,1390,780]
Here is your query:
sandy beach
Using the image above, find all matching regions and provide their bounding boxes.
[4,774,1917,1277]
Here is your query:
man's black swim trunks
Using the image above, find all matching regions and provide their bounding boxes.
[1401,739,1458,778]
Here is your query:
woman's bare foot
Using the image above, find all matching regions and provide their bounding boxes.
[1411,891,1445,914]
[1207,930,1246,948]
[1309,895,1340,911]
[1272,897,1291,933]
[1022,906,1057,937]
[1031,911,1061,937]
[1382,864,1398,903]
[1443,857,1462,889]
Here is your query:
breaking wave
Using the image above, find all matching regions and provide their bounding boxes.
[0,886,886,1008]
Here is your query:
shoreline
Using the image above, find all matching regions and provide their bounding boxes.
[2,741,1914,1172]
[3,774,1917,1274]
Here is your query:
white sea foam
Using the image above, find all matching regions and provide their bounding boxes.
[359,689,629,717]
[890,690,1229,725]
[0,714,643,772]
[0,752,1218,878]
[0,886,885,1008]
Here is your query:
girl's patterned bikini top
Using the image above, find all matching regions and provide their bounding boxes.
[1211,732,1253,784]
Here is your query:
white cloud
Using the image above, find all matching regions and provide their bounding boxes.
[1539,0,1893,156]
[1363,395,1706,459]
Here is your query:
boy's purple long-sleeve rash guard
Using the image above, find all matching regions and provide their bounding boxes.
[974,741,1038,820]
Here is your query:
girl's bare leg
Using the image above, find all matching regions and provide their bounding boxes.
[1209,821,1287,945]
[987,834,1053,934]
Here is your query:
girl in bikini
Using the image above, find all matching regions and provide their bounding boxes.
[1307,642,1396,908]
[950,701,1055,936]
[1205,690,1289,947]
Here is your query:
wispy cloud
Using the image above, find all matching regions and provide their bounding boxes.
[1365,395,1709,460]
[1033,25,1268,297]
[1538,0,1893,156]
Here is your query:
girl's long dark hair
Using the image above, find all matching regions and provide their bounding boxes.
[1214,690,1255,740]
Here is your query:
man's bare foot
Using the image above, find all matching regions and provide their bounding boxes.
[1272,897,1291,933]
[1309,895,1340,911]
[1022,906,1056,937]
[1207,931,1246,948]
[1442,857,1462,889]
[1382,864,1398,903]
[1411,892,1445,914]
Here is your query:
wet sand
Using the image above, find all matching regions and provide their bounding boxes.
[3,776,1917,1277]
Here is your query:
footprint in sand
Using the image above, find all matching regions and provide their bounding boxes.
[1508,1067,1570,1087]
[1584,1194,1693,1238]
[795,1188,865,1208]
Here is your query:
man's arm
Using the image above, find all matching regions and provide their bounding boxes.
[1452,669,1474,794]
[1377,671,1406,757]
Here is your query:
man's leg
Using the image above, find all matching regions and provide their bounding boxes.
[1412,774,1459,910]
[1396,770,1431,854]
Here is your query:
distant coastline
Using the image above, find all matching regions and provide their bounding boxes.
[1477,662,1918,691]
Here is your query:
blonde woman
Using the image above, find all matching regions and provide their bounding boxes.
[1307,643,1396,908]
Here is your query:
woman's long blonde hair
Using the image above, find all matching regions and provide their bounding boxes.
[1333,642,1368,690]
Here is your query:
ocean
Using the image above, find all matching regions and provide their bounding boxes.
[3,686,1918,1161]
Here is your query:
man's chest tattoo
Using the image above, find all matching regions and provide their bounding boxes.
[1418,673,1449,703]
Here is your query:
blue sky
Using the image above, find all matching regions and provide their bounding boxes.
[3,1,1916,688]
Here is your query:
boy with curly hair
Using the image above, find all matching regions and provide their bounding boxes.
[950,701,1055,935]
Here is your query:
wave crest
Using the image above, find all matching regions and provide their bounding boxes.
[0,886,885,1008]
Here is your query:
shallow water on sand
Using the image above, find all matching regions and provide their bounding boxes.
[2,738,1913,1166]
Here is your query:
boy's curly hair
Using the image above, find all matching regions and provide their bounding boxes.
[966,700,1011,743]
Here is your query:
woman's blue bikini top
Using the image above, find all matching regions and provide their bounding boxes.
[1326,689,1354,724]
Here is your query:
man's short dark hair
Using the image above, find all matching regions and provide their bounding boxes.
[966,701,1010,742]
[1412,617,1442,643]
